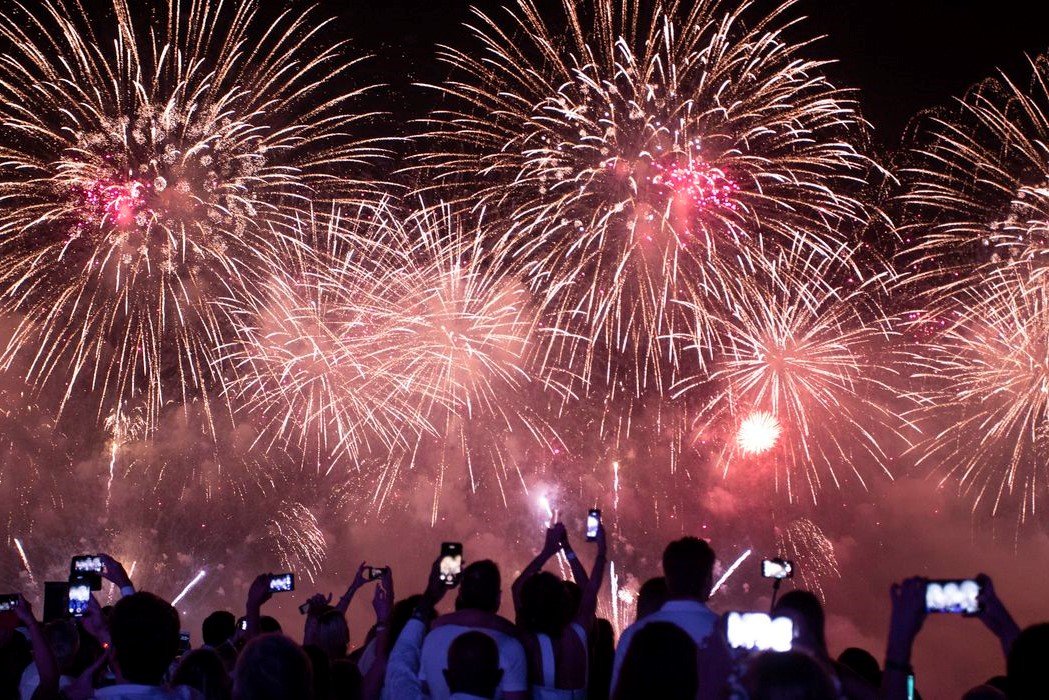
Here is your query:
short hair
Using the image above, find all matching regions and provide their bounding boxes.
[1008,623,1049,700]
[773,590,827,656]
[613,622,697,700]
[661,537,715,599]
[836,647,881,687]
[233,634,313,700]
[109,592,180,684]
[445,631,502,697]
[259,615,282,634]
[636,576,669,620]
[456,560,501,613]
[202,610,236,647]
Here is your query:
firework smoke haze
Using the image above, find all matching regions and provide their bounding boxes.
[0,0,384,433]
[414,0,876,397]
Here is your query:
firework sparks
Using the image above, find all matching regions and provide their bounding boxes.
[415,0,874,395]
[678,275,905,502]
[0,0,383,432]
[13,537,35,586]
[775,518,839,599]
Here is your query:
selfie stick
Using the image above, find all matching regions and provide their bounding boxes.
[769,577,782,612]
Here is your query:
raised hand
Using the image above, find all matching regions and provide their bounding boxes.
[98,553,133,591]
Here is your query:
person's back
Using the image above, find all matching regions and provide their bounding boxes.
[444,631,503,700]
[171,649,231,700]
[98,592,202,700]
[1007,622,1049,700]
[232,634,312,700]
[741,650,837,700]
[612,622,698,700]
[518,572,587,700]
[611,537,717,689]
[419,560,528,700]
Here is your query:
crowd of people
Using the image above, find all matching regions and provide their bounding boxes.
[0,520,1044,699]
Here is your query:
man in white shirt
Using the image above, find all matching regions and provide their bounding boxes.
[611,537,718,691]
[418,560,528,700]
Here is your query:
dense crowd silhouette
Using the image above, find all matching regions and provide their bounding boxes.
[0,522,1040,699]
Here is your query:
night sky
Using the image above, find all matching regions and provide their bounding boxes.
[327,0,1047,143]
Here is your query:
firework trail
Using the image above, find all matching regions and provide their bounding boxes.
[900,53,1049,292]
[676,273,906,502]
[0,0,384,433]
[415,0,875,396]
[710,547,752,596]
[171,568,207,607]
[13,538,36,587]
[775,518,839,599]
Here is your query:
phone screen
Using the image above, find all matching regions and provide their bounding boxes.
[68,583,91,617]
[70,556,103,591]
[761,558,794,580]
[366,566,386,581]
[586,509,601,541]
[925,579,981,614]
[439,543,463,586]
[726,612,793,652]
[268,573,295,593]
[0,594,18,612]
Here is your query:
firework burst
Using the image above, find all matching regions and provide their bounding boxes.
[908,269,1049,524]
[900,54,1049,291]
[0,0,383,432]
[677,273,905,502]
[415,0,874,395]
[775,518,839,599]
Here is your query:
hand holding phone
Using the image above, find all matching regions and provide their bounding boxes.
[0,593,19,612]
[268,573,295,593]
[366,566,388,581]
[586,509,601,542]
[68,580,91,617]
[925,579,982,614]
[439,543,463,587]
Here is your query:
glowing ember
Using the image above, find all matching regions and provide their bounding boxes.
[737,411,782,455]
[81,179,149,228]
[656,161,739,211]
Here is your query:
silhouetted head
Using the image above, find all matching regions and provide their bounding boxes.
[202,611,236,648]
[456,560,501,614]
[1008,622,1049,700]
[232,634,313,700]
[520,571,570,636]
[773,590,827,658]
[172,648,232,700]
[742,650,837,700]
[837,647,881,687]
[662,537,715,600]
[259,615,282,634]
[110,592,180,685]
[636,576,669,620]
[613,622,698,700]
[443,631,503,699]
[312,609,350,660]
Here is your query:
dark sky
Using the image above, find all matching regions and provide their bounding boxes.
[329,0,1047,143]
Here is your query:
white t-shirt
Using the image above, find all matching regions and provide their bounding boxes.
[419,622,527,699]
[18,662,73,700]
[611,599,718,690]
[92,684,203,699]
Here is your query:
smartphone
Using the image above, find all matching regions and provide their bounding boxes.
[67,580,91,617]
[439,542,463,587]
[925,579,982,614]
[761,558,794,580]
[366,566,387,581]
[586,509,601,541]
[70,555,103,591]
[178,632,191,655]
[238,617,248,631]
[268,573,295,593]
[726,612,794,652]
[0,593,19,612]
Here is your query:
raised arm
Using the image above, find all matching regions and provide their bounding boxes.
[560,526,589,588]
[574,523,607,628]
[512,524,564,621]
[244,573,273,640]
[882,577,926,700]
[362,568,394,700]
[974,573,1021,659]
[336,561,374,615]
[13,595,60,700]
